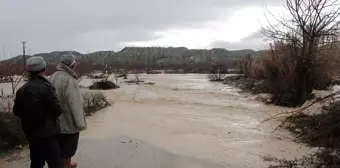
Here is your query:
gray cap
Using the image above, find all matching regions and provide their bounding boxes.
[61,53,76,67]
[26,56,46,72]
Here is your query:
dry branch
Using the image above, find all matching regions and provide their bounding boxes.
[260,90,340,133]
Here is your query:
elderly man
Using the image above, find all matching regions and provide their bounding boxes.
[13,56,64,168]
[50,54,86,168]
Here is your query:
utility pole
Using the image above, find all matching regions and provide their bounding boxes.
[144,50,148,71]
[22,42,26,70]
[2,44,5,60]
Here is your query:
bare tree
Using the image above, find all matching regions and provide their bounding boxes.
[133,69,143,82]
[208,63,228,81]
[134,74,141,82]
[262,0,340,106]
[113,70,122,85]
[0,55,26,95]
[0,62,9,83]
[208,68,225,81]
[0,64,24,95]
[8,75,24,95]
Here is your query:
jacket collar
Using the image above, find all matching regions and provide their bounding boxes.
[29,74,50,83]
[57,63,78,79]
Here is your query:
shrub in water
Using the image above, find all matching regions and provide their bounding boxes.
[89,80,119,90]
[82,92,111,116]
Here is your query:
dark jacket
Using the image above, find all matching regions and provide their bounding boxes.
[13,75,63,142]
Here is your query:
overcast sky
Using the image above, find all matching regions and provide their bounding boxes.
[0,0,284,57]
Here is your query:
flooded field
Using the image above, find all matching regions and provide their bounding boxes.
[1,74,313,168]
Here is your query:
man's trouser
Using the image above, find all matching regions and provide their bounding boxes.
[29,135,63,168]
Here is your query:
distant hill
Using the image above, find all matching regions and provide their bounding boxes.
[3,51,115,65]
[2,47,264,68]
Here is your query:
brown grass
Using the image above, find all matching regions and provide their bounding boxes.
[239,41,340,107]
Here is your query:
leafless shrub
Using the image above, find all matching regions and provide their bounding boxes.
[207,73,226,81]
[124,69,145,84]
[114,73,120,85]
[286,101,340,148]
[8,75,24,95]
[239,55,266,79]
[0,57,26,95]
[82,92,111,116]
[113,69,127,85]
[0,97,26,150]
[134,73,141,82]
[208,64,227,81]
[0,97,13,113]
[130,69,144,82]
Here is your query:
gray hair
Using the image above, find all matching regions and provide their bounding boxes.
[61,53,76,67]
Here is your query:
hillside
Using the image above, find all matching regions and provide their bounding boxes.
[2,47,263,68]
[3,51,110,64]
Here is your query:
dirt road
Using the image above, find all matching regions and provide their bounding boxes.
[1,74,311,168]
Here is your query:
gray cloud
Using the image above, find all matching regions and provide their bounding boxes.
[210,30,269,50]
[243,30,265,41]
[210,40,268,51]
[0,0,281,56]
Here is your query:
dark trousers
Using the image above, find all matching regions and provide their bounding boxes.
[29,135,63,168]
[58,132,80,159]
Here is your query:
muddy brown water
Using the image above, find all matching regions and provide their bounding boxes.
[0,74,313,168]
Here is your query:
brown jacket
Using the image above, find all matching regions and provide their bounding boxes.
[49,63,86,134]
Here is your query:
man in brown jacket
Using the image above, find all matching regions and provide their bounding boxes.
[50,54,86,168]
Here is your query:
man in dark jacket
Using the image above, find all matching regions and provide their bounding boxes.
[13,56,64,168]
